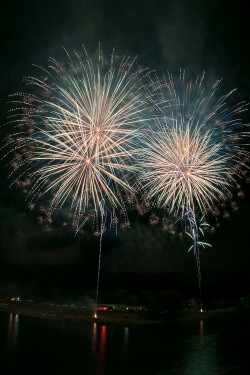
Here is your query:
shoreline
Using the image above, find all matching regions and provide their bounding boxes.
[0,301,245,325]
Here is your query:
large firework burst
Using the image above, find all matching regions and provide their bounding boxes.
[3,46,149,227]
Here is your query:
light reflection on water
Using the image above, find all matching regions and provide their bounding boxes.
[90,322,109,375]
[6,313,19,347]
[90,322,130,374]
[0,312,249,375]
[180,319,219,375]
[123,326,129,355]
[158,318,241,375]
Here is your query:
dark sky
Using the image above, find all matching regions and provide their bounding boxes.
[0,0,249,301]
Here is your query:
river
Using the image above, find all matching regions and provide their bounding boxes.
[1,311,249,374]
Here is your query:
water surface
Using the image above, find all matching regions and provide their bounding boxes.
[1,311,249,374]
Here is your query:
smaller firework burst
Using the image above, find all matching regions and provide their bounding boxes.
[139,70,249,220]
[138,70,249,295]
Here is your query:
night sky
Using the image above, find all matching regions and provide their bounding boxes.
[0,0,249,302]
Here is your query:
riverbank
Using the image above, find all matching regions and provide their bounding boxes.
[0,300,247,325]
[0,300,165,325]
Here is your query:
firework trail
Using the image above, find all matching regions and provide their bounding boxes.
[3,45,149,315]
[139,70,249,296]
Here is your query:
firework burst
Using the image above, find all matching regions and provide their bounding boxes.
[2,46,151,316]
[140,71,249,218]
[139,70,249,295]
[3,46,149,228]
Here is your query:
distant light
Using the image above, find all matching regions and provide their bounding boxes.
[94,313,97,319]
[200,308,203,313]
